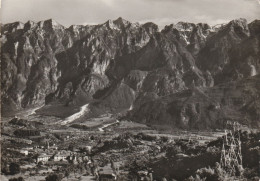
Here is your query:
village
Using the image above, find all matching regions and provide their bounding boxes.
[1,114,259,181]
[0,114,167,181]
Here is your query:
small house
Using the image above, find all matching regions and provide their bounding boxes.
[36,154,51,163]
[99,172,117,181]
[98,165,117,181]
[20,149,29,156]
[54,153,68,161]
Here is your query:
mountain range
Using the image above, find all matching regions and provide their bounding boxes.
[1,17,260,130]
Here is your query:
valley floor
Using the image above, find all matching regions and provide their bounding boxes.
[1,110,260,181]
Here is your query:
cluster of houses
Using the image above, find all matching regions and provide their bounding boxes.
[35,145,92,164]
[36,151,84,163]
[17,141,93,165]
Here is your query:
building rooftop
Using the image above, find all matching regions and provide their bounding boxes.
[98,164,115,176]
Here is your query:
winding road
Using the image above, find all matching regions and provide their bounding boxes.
[98,120,120,132]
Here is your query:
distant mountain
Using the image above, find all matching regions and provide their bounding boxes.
[129,75,260,130]
[1,18,260,129]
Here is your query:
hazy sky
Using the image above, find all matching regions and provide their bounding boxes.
[1,0,260,28]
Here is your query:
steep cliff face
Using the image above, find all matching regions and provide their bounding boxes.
[214,20,260,84]
[1,18,260,129]
[97,29,208,113]
[1,19,72,111]
[196,18,254,84]
[129,75,260,129]
[162,22,213,56]
[127,18,260,129]
[1,18,158,113]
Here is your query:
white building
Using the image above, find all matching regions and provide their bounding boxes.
[20,150,29,156]
[54,154,68,161]
[36,154,51,163]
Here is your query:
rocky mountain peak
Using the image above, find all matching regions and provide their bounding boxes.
[142,22,159,34]
[67,24,85,33]
[225,18,250,37]
[248,19,260,35]
[1,18,260,130]
[37,19,64,31]
[104,17,133,30]
[229,18,248,27]
[24,20,37,30]
[161,21,211,51]
[2,21,24,34]
[211,23,227,32]
[175,22,196,31]
[113,17,130,27]
[197,23,211,30]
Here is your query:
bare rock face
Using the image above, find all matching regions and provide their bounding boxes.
[1,19,72,112]
[217,20,260,82]
[1,18,260,129]
[196,18,252,84]
[128,18,260,129]
[162,22,212,56]
[1,18,158,113]
[130,75,260,129]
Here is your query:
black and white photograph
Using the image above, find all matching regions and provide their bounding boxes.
[1,0,260,180]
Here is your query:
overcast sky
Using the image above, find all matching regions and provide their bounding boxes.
[1,0,260,28]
